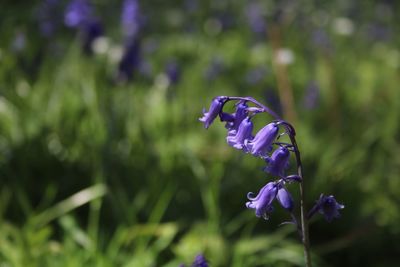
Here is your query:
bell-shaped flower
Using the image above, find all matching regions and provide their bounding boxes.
[246,182,278,220]
[199,96,225,129]
[222,101,248,132]
[308,194,344,222]
[276,185,294,211]
[263,146,290,176]
[245,122,279,157]
[227,117,253,150]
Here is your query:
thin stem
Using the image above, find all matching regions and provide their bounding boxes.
[225,96,312,267]
[290,138,312,267]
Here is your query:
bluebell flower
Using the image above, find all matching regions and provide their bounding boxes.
[277,185,294,211]
[246,182,278,219]
[64,0,93,28]
[199,97,226,129]
[191,254,208,267]
[308,194,344,222]
[264,146,290,176]
[121,0,142,40]
[245,122,279,157]
[230,101,248,131]
[227,117,253,150]
[118,39,141,82]
[64,0,103,54]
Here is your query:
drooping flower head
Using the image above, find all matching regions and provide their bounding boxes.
[308,194,344,222]
[264,146,290,176]
[246,181,278,220]
[245,122,279,157]
[227,116,253,150]
[199,96,226,129]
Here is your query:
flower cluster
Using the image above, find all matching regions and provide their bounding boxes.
[200,96,344,223]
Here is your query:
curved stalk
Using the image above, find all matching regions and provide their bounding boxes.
[225,96,312,267]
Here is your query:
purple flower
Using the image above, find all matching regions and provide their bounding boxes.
[308,194,344,222]
[118,39,141,82]
[165,60,180,85]
[81,18,103,54]
[191,254,208,267]
[121,0,142,40]
[227,117,253,150]
[64,0,93,28]
[245,1,266,35]
[264,146,290,176]
[36,0,61,37]
[277,185,294,211]
[246,182,278,219]
[221,101,248,132]
[199,97,226,129]
[64,0,103,54]
[302,81,320,110]
[245,122,279,157]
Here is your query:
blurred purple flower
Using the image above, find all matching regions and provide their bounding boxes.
[204,57,224,81]
[36,0,61,37]
[12,31,26,52]
[312,28,333,52]
[64,0,93,28]
[264,146,290,177]
[245,66,267,85]
[165,60,180,85]
[118,40,141,82]
[245,122,279,157]
[199,96,226,129]
[121,0,143,40]
[365,23,392,42]
[246,181,278,220]
[81,19,103,54]
[191,254,208,267]
[308,194,344,222]
[245,1,267,35]
[64,0,103,54]
[302,81,320,110]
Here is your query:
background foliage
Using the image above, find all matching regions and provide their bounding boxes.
[1,0,400,266]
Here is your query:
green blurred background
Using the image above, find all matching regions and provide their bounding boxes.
[1,0,399,266]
